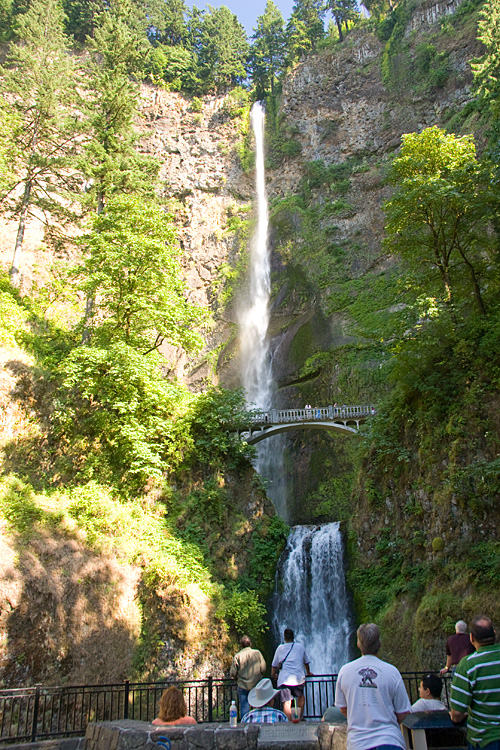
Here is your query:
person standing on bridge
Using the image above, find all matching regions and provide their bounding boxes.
[230,635,266,719]
[335,623,411,750]
[271,628,313,721]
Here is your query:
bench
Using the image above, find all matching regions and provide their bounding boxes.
[401,711,466,750]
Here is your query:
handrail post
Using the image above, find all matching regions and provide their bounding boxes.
[208,676,213,723]
[31,685,41,743]
[124,680,130,720]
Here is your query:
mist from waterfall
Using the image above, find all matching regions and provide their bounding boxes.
[272,523,352,674]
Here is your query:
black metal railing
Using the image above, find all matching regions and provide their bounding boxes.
[0,671,452,743]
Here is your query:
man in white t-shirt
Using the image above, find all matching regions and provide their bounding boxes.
[271,628,313,721]
[335,623,411,750]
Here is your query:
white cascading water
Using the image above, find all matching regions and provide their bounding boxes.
[238,105,353,694]
[272,524,352,673]
[238,102,272,411]
[272,523,353,714]
[238,102,288,520]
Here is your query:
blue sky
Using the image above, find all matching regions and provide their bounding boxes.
[187,0,296,36]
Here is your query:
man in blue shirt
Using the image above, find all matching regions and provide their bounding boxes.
[241,679,288,724]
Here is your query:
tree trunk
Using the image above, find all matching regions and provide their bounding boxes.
[458,248,486,315]
[82,192,104,342]
[335,16,344,41]
[10,180,32,287]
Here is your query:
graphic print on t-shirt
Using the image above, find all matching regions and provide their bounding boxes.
[358,667,378,688]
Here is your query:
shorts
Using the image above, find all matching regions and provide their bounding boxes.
[280,684,304,702]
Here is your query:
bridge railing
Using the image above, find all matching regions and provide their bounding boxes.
[249,405,376,425]
[0,672,451,742]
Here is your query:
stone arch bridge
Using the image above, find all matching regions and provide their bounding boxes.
[237,405,376,444]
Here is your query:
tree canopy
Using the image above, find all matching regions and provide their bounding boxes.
[78,195,204,354]
[384,126,498,321]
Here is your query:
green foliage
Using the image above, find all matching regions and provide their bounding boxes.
[286,0,325,60]
[0,475,214,592]
[414,42,449,89]
[189,5,249,94]
[384,126,498,319]
[0,0,79,283]
[216,586,269,639]
[77,195,204,354]
[249,0,286,99]
[0,272,28,346]
[472,0,500,159]
[79,1,158,213]
[221,86,251,119]
[249,515,289,590]
[54,342,194,488]
[183,387,256,471]
[144,44,198,91]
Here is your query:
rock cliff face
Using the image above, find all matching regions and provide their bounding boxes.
[138,88,254,389]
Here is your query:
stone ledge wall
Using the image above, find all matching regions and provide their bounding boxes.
[83,719,347,750]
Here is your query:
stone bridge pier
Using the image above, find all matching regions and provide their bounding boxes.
[84,719,347,750]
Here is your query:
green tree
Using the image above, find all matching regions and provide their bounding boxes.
[190,5,248,93]
[144,43,198,91]
[79,0,157,215]
[287,0,324,56]
[0,0,13,40]
[472,0,500,160]
[384,126,497,319]
[249,0,286,99]
[148,0,188,45]
[285,16,312,61]
[78,195,204,354]
[0,0,79,286]
[55,342,194,487]
[0,101,16,195]
[62,0,103,42]
[325,0,357,41]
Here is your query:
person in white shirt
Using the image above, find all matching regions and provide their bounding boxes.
[271,628,313,721]
[410,673,447,712]
[335,623,411,750]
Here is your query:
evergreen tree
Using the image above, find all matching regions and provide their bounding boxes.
[325,0,357,41]
[0,0,79,286]
[0,0,13,41]
[62,0,103,43]
[79,0,158,216]
[249,0,286,99]
[287,0,324,56]
[285,16,312,62]
[145,43,198,91]
[190,5,248,93]
[148,0,188,45]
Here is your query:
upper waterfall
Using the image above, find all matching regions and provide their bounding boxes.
[238,102,272,411]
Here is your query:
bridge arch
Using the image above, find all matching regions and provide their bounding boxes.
[243,420,359,444]
[234,405,375,444]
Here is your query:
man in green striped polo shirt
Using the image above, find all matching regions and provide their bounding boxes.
[450,615,500,750]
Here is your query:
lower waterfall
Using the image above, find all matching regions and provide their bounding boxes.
[272,522,353,677]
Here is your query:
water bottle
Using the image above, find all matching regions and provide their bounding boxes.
[229,700,237,727]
